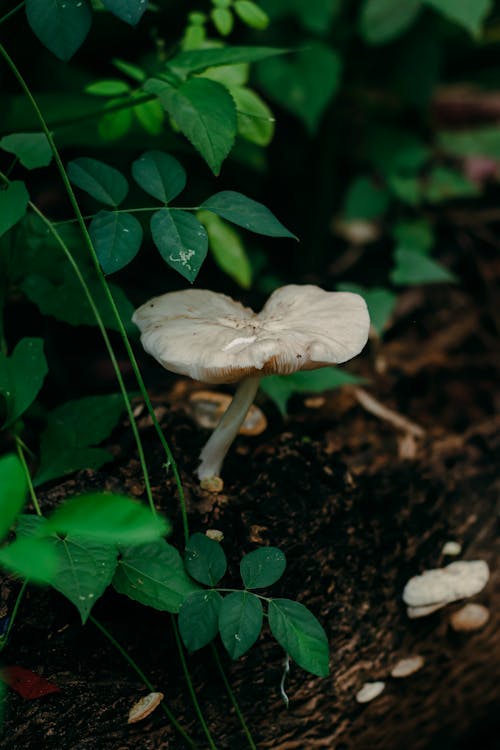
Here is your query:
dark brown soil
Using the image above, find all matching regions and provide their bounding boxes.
[1,251,499,750]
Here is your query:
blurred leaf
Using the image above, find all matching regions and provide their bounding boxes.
[392,219,434,254]
[0,133,52,169]
[85,79,131,96]
[202,62,249,87]
[0,338,48,428]
[230,86,275,146]
[113,539,200,612]
[201,191,296,238]
[132,151,186,203]
[0,181,30,238]
[133,97,164,135]
[101,0,148,25]
[261,368,367,417]
[43,493,170,543]
[343,177,389,220]
[240,547,286,589]
[368,127,430,177]
[438,126,500,159]
[423,166,479,203]
[67,157,128,206]
[359,0,421,45]
[260,0,341,34]
[35,394,125,486]
[112,58,146,82]
[423,0,492,37]
[151,209,208,283]
[166,46,286,76]
[98,104,133,140]
[0,537,58,583]
[90,210,143,274]
[145,77,237,175]
[257,43,341,133]
[179,590,223,651]
[337,283,397,336]
[198,210,252,288]
[26,0,92,61]
[391,248,457,284]
[268,598,329,677]
[0,455,27,541]
[211,7,234,36]
[234,1,269,30]
[387,174,422,205]
[185,532,227,586]
[219,591,263,658]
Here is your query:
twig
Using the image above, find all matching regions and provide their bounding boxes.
[354,388,426,437]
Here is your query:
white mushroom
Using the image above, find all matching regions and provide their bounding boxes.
[403,560,489,618]
[133,285,370,480]
[390,655,425,678]
[355,681,385,703]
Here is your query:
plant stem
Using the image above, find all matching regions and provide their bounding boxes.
[216,588,270,603]
[0,581,27,654]
[54,206,202,225]
[171,615,218,750]
[89,615,198,749]
[0,2,24,26]
[210,644,257,750]
[15,436,42,517]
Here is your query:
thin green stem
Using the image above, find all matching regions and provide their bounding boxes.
[15,436,42,517]
[210,644,257,750]
[0,2,24,26]
[171,615,218,750]
[89,615,198,749]
[0,581,27,654]
[216,588,270,603]
[54,206,203,225]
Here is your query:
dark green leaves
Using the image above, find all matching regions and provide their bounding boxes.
[0,133,52,170]
[150,209,208,283]
[68,158,128,206]
[89,210,143,274]
[201,191,296,238]
[268,599,329,677]
[132,151,187,204]
[240,547,286,589]
[359,0,421,45]
[0,455,27,540]
[167,46,285,77]
[185,533,227,586]
[26,0,92,61]
[101,0,148,26]
[219,592,263,659]
[261,368,366,417]
[0,536,59,583]
[179,590,223,651]
[35,394,125,486]
[113,540,200,612]
[0,181,30,238]
[391,249,457,285]
[145,78,237,175]
[423,0,492,37]
[43,493,169,543]
[0,338,48,428]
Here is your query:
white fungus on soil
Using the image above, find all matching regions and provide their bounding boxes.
[403,560,489,618]
[355,681,386,703]
[442,541,462,556]
[390,655,425,678]
[128,692,164,724]
[449,603,490,633]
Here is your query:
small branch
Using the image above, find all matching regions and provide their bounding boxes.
[354,388,426,438]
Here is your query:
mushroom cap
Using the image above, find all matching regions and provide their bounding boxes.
[132,285,370,384]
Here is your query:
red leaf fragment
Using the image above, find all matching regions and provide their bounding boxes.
[2,665,61,699]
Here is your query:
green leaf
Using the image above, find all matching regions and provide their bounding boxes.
[198,211,252,289]
[219,591,263,659]
[150,208,208,283]
[211,7,234,36]
[337,284,397,337]
[0,133,52,170]
[391,248,457,285]
[98,105,133,141]
[240,547,286,589]
[132,151,186,204]
[179,590,223,651]
[0,181,30,238]
[343,177,390,220]
[256,43,341,133]
[201,191,296,239]
[368,127,430,177]
[261,368,367,417]
[133,98,164,135]
[145,77,237,174]
[112,57,146,82]
[67,157,128,207]
[85,79,131,96]
[234,1,269,29]
[392,219,434,255]
[0,537,59,583]
[423,167,480,203]
[166,46,286,76]
[113,539,200,612]
[359,0,421,45]
[101,0,148,25]
[268,598,329,677]
[438,126,500,160]
[260,0,341,34]
[0,455,27,541]
[423,0,492,36]
[0,338,48,428]
[43,493,170,544]
[185,532,227,586]
[230,86,275,146]
[26,0,92,61]
[35,394,126,486]
[89,210,142,274]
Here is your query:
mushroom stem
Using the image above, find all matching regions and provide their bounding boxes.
[197,376,261,480]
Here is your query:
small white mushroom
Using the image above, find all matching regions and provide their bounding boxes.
[449,603,490,633]
[355,681,385,703]
[403,560,489,618]
[206,528,224,542]
[133,285,370,481]
[128,692,164,724]
[442,541,462,556]
[390,655,425,678]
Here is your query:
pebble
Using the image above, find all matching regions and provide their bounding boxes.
[391,655,425,678]
[449,603,490,633]
[355,681,385,704]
